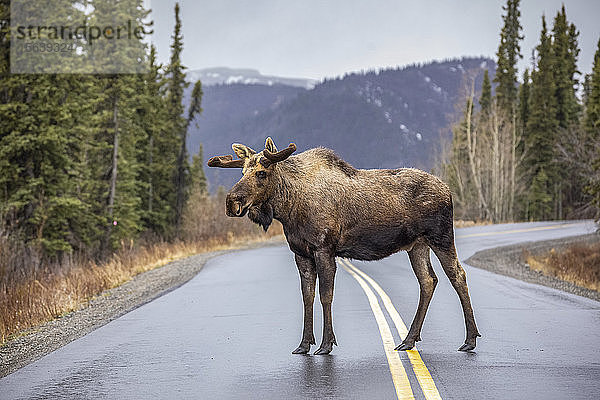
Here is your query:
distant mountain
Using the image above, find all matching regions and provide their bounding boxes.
[187,67,317,89]
[186,83,308,190]
[187,57,495,191]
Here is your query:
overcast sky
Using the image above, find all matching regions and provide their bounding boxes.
[149,0,600,81]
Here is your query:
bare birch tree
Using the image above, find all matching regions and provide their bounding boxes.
[444,78,525,222]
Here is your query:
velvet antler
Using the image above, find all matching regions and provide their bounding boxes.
[207,154,245,168]
[261,143,296,167]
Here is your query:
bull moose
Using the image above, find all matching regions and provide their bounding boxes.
[208,137,480,355]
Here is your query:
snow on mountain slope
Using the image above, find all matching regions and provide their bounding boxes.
[187,67,317,89]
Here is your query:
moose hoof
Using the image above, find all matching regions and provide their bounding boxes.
[458,341,477,352]
[314,346,332,355]
[458,334,479,352]
[292,344,311,354]
[394,341,414,351]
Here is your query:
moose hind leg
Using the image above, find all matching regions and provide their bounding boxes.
[396,242,438,351]
[432,244,481,351]
[292,254,317,354]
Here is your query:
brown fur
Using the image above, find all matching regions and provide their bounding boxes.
[209,138,480,354]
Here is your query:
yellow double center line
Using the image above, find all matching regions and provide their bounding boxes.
[339,258,442,400]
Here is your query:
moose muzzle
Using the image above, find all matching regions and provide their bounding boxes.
[226,192,250,217]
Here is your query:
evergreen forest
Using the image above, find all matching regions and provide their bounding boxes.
[444,0,600,223]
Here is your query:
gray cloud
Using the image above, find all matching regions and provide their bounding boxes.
[149,0,600,80]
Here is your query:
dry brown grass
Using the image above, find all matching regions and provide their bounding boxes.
[525,242,600,292]
[453,219,493,228]
[0,193,283,345]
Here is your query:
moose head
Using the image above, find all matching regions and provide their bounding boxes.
[207,137,296,230]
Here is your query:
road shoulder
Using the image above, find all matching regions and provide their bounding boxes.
[464,233,600,302]
[0,237,285,378]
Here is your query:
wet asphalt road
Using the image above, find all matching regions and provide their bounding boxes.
[1,221,599,399]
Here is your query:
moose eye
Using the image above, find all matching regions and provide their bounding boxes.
[256,170,267,179]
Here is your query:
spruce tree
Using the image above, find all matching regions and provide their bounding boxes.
[527,169,553,220]
[551,5,580,129]
[0,0,167,257]
[184,80,205,189]
[0,73,94,254]
[479,70,492,117]
[583,74,592,109]
[514,68,530,217]
[584,38,600,137]
[525,16,558,220]
[187,80,204,128]
[86,0,150,252]
[165,2,190,233]
[173,79,204,232]
[137,45,177,236]
[190,145,208,196]
[87,74,146,253]
[549,7,583,218]
[585,38,600,216]
[494,0,523,114]
[0,1,95,255]
[518,69,530,133]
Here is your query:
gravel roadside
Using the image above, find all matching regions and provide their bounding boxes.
[0,237,286,378]
[464,233,600,302]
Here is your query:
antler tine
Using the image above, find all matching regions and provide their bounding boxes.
[263,143,297,163]
[207,154,245,168]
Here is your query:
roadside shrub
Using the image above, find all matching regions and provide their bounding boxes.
[525,241,600,291]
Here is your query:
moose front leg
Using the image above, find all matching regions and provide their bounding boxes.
[292,254,317,354]
[314,250,338,355]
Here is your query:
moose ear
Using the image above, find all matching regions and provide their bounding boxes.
[265,137,278,153]
[232,143,256,159]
